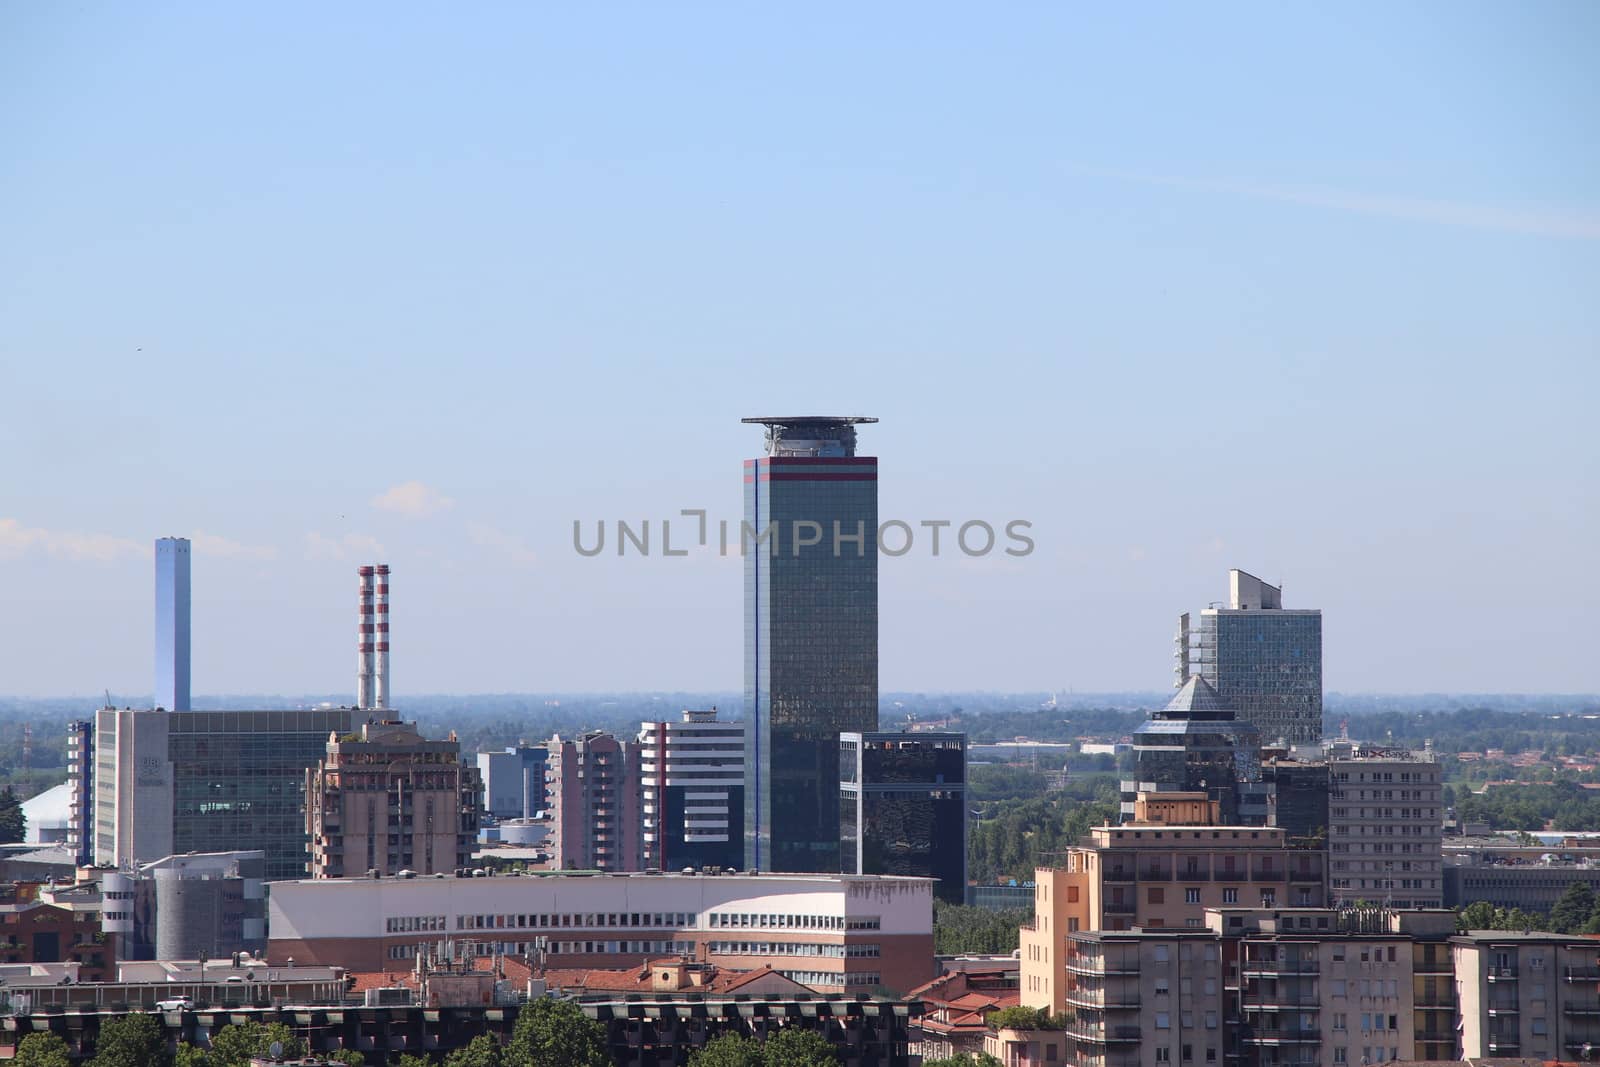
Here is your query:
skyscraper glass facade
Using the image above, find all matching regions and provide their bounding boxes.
[744,418,878,874]
[1199,609,1322,744]
[840,732,966,903]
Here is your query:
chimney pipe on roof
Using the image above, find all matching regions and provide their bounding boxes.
[357,567,376,710]
[374,565,390,709]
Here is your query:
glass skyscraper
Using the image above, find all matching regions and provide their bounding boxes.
[1177,569,1323,745]
[743,416,878,873]
[840,732,967,903]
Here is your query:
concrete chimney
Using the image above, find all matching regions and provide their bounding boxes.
[374,564,391,709]
[357,566,376,710]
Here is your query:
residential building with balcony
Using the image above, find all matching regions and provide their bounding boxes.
[305,720,480,878]
[1061,929,1226,1067]
[1452,930,1600,1061]
[1020,796,1325,1015]
[547,731,644,872]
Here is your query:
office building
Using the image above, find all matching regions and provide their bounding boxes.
[305,720,480,878]
[840,732,967,904]
[1327,746,1443,908]
[1176,569,1322,744]
[92,706,359,881]
[639,709,744,872]
[1121,676,1261,825]
[743,416,879,874]
[1452,930,1600,1060]
[1264,757,1332,846]
[97,849,267,960]
[546,731,644,872]
[266,870,936,993]
[476,744,549,821]
[154,537,191,711]
[65,719,94,866]
[1019,795,1325,1017]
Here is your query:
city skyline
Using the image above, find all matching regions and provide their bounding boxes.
[2,5,1595,697]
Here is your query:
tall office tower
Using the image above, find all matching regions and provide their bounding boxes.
[743,416,879,873]
[639,709,745,871]
[1120,675,1263,825]
[476,744,550,820]
[839,732,967,903]
[154,537,191,711]
[1327,744,1444,909]
[1176,568,1322,744]
[305,720,480,877]
[546,731,644,872]
[65,719,94,866]
[93,705,359,880]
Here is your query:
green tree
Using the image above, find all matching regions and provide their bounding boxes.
[934,905,1031,955]
[688,1033,765,1067]
[507,998,609,1067]
[208,1021,305,1067]
[174,1044,209,1067]
[328,1052,366,1067]
[923,1056,1002,1067]
[1459,900,1497,931]
[762,1028,838,1067]
[14,1032,73,1067]
[394,1056,433,1067]
[445,1034,504,1067]
[0,786,25,845]
[89,1013,171,1067]
[985,1005,1069,1030]
[1551,881,1597,933]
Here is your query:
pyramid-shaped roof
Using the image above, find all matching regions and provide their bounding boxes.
[1164,675,1234,716]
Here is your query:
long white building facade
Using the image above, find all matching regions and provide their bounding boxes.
[267,870,934,993]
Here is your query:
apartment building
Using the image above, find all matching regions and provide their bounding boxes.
[1062,929,1226,1067]
[639,709,744,872]
[266,870,935,993]
[305,720,480,878]
[1021,797,1325,1015]
[1327,747,1443,909]
[546,731,644,872]
[1452,930,1600,1061]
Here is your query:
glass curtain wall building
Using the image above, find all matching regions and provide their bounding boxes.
[840,732,967,903]
[743,416,879,873]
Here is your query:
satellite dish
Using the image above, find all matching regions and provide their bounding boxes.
[268,1041,284,1060]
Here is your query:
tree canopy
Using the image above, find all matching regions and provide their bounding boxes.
[88,1013,170,1067]
[14,1032,73,1067]
[507,997,610,1067]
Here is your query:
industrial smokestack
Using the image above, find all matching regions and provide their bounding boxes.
[374,564,391,709]
[357,566,376,710]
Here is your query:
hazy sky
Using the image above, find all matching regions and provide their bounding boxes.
[2,4,1596,698]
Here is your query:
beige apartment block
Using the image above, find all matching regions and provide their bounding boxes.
[1452,931,1600,1061]
[1327,753,1443,909]
[1062,929,1226,1067]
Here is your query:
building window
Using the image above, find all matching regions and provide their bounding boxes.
[1156,1014,1171,1029]
[1185,889,1201,904]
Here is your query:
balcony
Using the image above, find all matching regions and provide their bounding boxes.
[1415,1030,1455,1043]
[1485,1005,1521,1016]
[1486,967,1520,982]
[1066,959,1141,978]
[1564,1005,1600,1017]
[1103,900,1136,915]
[1251,868,1285,882]
[1103,868,1136,883]
[1242,960,1320,977]
[1066,990,1141,1011]
[1063,1024,1141,1045]
[1241,1028,1321,1044]
[1567,968,1600,982]
[1289,869,1322,883]
[1486,1038,1521,1053]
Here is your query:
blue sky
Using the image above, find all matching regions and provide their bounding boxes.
[1,3,1595,697]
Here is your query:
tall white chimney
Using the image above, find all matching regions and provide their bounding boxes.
[357,566,376,710]
[374,564,391,709]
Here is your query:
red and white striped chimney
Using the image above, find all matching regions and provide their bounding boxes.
[357,566,376,710]
[374,564,391,709]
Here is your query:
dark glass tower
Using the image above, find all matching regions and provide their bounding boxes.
[1122,675,1262,825]
[840,732,967,903]
[743,416,879,873]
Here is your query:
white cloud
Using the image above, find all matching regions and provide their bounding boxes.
[466,522,537,566]
[0,518,143,562]
[305,531,388,560]
[1069,165,1600,241]
[371,481,454,518]
[192,531,278,561]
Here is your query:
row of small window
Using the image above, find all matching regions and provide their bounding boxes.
[1151,978,1218,996]
[1152,1012,1218,1029]
[455,912,696,932]
[1330,842,1432,853]
[1333,771,1435,784]
[1332,809,1438,820]
[781,971,879,988]
[1147,1045,1215,1062]
[1147,889,1275,905]
[389,939,698,960]
[1331,1005,1401,1022]
[387,915,447,933]
[707,941,880,958]
[1332,1048,1403,1063]
[708,913,876,931]
[1330,879,1436,890]
[1332,825,1432,836]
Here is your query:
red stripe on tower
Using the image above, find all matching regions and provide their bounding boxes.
[374,564,391,709]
